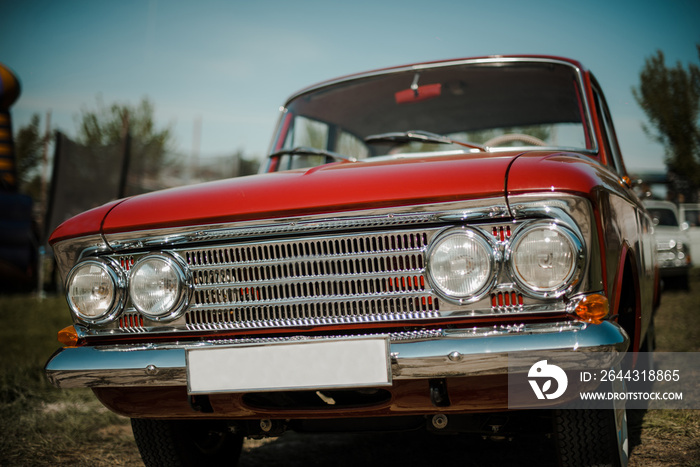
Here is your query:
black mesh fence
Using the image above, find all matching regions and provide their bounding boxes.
[24,128,259,292]
[44,132,125,240]
[123,135,173,196]
[43,131,258,243]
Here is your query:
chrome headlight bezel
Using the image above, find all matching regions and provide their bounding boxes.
[426,227,499,304]
[66,257,126,324]
[507,220,584,298]
[128,252,191,322]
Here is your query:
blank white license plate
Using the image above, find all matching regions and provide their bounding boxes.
[186,337,391,394]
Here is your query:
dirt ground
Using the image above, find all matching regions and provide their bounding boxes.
[70,412,699,467]
[82,423,562,467]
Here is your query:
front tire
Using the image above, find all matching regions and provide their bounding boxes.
[131,418,243,467]
[554,405,628,467]
[554,364,629,467]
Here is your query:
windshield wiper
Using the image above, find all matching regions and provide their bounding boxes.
[269,146,356,162]
[364,130,486,152]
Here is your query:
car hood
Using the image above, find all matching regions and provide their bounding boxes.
[50,150,602,243]
[101,153,515,234]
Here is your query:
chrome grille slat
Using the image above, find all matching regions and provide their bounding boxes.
[191,290,432,309]
[190,250,423,276]
[203,329,445,346]
[189,264,420,282]
[192,270,425,291]
[187,298,439,330]
[178,229,439,329]
[185,231,428,265]
[188,247,425,263]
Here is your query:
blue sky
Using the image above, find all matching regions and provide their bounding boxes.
[2,0,699,172]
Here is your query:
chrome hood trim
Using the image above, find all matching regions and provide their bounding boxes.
[102,198,509,253]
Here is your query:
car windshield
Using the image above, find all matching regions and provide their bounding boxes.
[269,59,592,171]
[648,208,679,227]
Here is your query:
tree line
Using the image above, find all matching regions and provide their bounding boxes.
[15,97,261,212]
[633,45,700,203]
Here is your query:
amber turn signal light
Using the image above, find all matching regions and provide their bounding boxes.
[574,294,609,324]
[57,325,81,347]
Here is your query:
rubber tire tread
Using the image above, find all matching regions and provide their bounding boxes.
[131,418,242,467]
[554,409,621,467]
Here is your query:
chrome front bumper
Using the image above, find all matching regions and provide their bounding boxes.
[45,321,629,389]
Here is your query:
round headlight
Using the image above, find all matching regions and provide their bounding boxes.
[129,253,189,321]
[510,222,583,296]
[427,228,495,301]
[66,258,125,323]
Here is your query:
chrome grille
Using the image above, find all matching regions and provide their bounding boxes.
[119,312,145,332]
[180,229,441,330]
[490,290,524,313]
[99,219,570,337]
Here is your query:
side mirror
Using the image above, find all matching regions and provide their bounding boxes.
[681,221,690,231]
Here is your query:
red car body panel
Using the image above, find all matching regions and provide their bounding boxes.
[50,199,123,244]
[69,153,519,238]
[51,150,619,244]
[505,151,609,198]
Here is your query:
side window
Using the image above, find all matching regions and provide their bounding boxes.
[292,116,329,150]
[593,87,624,175]
[280,116,330,170]
[272,115,369,171]
[334,131,369,159]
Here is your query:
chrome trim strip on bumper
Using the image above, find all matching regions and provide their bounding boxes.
[45,321,628,389]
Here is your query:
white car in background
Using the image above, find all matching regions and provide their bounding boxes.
[680,203,700,265]
[645,200,692,289]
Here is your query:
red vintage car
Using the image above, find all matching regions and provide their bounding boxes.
[46,56,657,467]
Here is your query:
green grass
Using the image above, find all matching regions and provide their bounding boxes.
[643,410,700,439]
[628,268,700,467]
[653,268,700,352]
[0,295,71,410]
[0,295,135,466]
